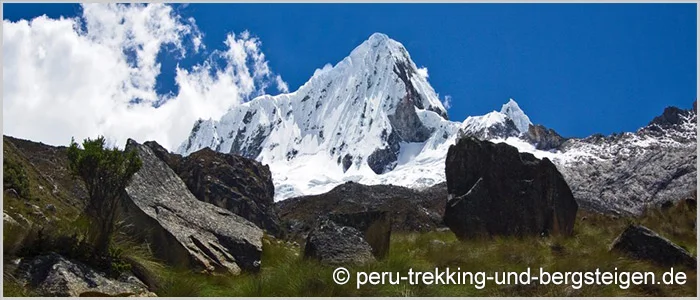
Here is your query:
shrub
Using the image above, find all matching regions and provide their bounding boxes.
[67,136,141,256]
[3,157,30,198]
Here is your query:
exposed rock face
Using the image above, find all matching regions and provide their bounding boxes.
[143,141,282,237]
[303,219,375,265]
[557,103,696,215]
[277,181,447,240]
[525,124,566,150]
[15,253,153,297]
[328,211,391,258]
[121,139,263,274]
[444,137,578,239]
[610,225,696,269]
[366,130,401,174]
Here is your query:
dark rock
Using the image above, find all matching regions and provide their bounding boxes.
[525,124,566,150]
[660,200,674,210]
[444,137,578,239]
[342,154,354,172]
[277,181,447,241]
[303,219,375,265]
[15,253,153,297]
[367,131,401,175]
[328,211,391,258]
[121,139,263,274]
[648,106,694,128]
[143,141,282,237]
[610,225,696,269]
[684,198,697,210]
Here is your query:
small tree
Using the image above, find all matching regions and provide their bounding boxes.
[67,136,142,255]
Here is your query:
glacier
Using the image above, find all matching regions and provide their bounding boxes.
[177,32,696,213]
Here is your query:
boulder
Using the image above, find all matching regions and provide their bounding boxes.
[304,219,375,265]
[15,252,154,297]
[144,141,282,237]
[610,225,696,269]
[121,139,263,274]
[328,211,391,258]
[444,137,578,239]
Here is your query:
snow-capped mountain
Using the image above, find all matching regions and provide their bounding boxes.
[178,33,696,216]
[178,33,462,199]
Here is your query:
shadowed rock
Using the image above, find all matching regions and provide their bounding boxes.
[610,225,696,269]
[444,137,578,239]
[525,124,566,150]
[328,211,391,258]
[121,139,263,274]
[144,141,281,237]
[303,218,375,265]
[277,181,447,240]
[15,253,154,297]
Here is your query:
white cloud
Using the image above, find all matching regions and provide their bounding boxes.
[442,95,452,110]
[416,66,428,79]
[3,3,285,151]
[275,75,289,93]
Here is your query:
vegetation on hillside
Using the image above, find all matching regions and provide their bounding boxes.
[2,135,696,297]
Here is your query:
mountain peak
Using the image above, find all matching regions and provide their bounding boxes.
[500,98,532,133]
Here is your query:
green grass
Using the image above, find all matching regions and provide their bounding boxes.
[4,136,696,297]
[4,203,696,297]
[136,203,696,297]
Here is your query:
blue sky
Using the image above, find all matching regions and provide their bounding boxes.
[4,3,697,138]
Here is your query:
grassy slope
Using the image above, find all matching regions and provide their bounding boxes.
[151,205,696,297]
[3,135,696,297]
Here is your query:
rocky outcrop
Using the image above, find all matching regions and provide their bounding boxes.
[328,211,391,258]
[444,137,578,239]
[15,253,154,297]
[143,141,282,237]
[557,103,697,216]
[121,139,263,275]
[610,225,696,269]
[525,124,566,150]
[303,219,375,265]
[277,181,447,240]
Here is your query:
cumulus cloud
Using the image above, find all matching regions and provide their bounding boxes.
[3,3,286,151]
[442,95,452,110]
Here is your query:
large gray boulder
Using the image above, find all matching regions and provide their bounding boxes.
[328,211,391,258]
[144,141,282,238]
[15,253,154,297]
[121,139,263,275]
[304,219,375,265]
[610,225,696,269]
[444,137,578,239]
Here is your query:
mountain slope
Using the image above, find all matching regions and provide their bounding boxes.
[555,103,697,215]
[177,33,696,216]
[177,33,462,199]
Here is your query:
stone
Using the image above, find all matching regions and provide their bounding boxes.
[303,219,375,265]
[144,141,282,238]
[121,139,263,274]
[443,137,578,239]
[524,124,566,150]
[15,253,151,297]
[328,211,391,258]
[610,225,696,269]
